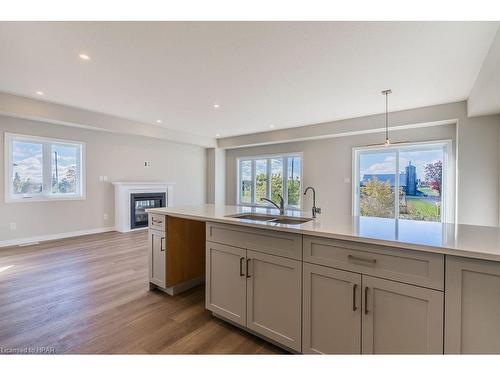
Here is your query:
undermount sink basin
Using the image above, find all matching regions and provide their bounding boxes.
[226,213,312,225]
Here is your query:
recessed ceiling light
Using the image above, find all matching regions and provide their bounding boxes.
[79,53,91,60]
[216,133,221,138]
[36,91,44,96]
[269,124,275,129]
[213,104,220,109]
[156,120,162,124]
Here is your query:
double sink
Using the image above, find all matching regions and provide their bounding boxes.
[226,213,312,225]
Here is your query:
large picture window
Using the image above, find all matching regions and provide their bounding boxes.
[237,153,302,209]
[5,133,86,202]
[353,141,451,222]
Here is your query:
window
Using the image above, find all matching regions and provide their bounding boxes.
[237,153,302,209]
[353,141,451,222]
[5,133,85,202]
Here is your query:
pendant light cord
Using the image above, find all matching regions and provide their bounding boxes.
[385,92,388,142]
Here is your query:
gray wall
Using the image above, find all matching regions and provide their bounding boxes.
[226,124,457,221]
[0,115,206,242]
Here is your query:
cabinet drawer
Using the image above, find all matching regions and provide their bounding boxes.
[206,222,302,260]
[149,213,166,231]
[303,236,444,290]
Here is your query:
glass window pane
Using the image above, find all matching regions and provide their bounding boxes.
[255,159,268,203]
[51,144,79,194]
[271,158,283,203]
[359,150,396,218]
[240,160,252,204]
[12,140,43,195]
[398,146,444,222]
[287,156,301,208]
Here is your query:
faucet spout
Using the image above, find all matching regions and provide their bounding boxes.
[260,195,285,215]
[304,186,321,218]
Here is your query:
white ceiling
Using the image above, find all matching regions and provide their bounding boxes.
[0,22,498,139]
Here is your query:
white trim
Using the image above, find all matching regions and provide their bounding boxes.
[0,226,115,249]
[4,132,86,203]
[352,139,454,223]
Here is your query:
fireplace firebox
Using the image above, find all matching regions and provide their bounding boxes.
[130,192,166,229]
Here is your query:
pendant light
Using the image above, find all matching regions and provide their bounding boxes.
[382,89,392,146]
[366,89,407,147]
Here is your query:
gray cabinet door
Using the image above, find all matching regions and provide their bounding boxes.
[205,241,247,326]
[445,256,500,353]
[246,250,302,352]
[149,229,166,288]
[303,263,362,354]
[362,276,443,354]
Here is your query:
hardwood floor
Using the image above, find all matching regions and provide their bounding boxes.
[0,231,285,354]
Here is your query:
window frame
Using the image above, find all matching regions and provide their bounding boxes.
[236,152,303,210]
[4,132,86,203]
[352,140,453,223]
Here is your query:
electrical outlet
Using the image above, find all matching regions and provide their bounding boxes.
[344,177,351,184]
[103,213,109,220]
[144,161,151,167]
[9,222,16,231]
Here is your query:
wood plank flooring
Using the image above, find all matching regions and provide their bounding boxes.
[0,231,285,354]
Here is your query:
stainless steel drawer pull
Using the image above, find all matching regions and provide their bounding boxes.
[239,257,245,277]
[364,287,369,315]
[246,258,251,278]
[352,283,358,311]
[348,254,377,264]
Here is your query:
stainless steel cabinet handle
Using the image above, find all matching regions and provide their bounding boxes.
[364,286,369,315]
[239,257,245,277]
[352,283,358,311]
[348,254,377,264]
[246,258,251,278]
[160,237,166,251]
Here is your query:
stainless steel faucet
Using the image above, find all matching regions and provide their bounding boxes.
[261,195,285,215]
[304,186,321,218]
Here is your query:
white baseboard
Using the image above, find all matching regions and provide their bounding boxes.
[0,226,116,249]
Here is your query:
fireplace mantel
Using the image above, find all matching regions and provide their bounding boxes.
[112,182,174,232]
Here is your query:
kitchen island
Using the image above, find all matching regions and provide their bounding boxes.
[147,204,500,354]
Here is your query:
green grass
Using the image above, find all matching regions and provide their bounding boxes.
[401,198,440,221]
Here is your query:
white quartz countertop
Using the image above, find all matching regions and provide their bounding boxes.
[147,204,500,262]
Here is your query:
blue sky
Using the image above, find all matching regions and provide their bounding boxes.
[359,148,443,181]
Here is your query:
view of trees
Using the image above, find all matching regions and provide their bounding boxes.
[52,166,77,194]
[12,172,42,194]
[12,165,77,195]
[360,178,395,218]
[360,161,442,221]
[250,172,300,207]
[424,160,442,195]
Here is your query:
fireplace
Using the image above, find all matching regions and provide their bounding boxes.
[130,192,166,229]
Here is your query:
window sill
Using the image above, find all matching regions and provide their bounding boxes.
[5,195,86,203]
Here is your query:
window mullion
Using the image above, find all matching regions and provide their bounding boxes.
[266,158,271,200]
[283,157,289,207]
[42,143,52,196]
[251,159,256,205]
[395,148,400,219]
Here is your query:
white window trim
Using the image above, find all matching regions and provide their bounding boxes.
[352,139,454,223]
[236,152,303,210]
[4,132,86,203]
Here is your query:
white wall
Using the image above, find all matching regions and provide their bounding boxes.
[226,124,457,220]
[0,115,206,243]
